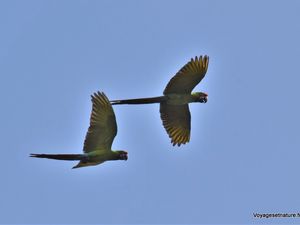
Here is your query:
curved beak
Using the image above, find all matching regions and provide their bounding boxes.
[200,96,207,103]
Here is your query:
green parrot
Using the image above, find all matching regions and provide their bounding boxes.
[30,92,128,169]
[111,56,209,146]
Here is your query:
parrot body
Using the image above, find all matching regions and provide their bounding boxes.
[30,92,128,169]
[111,56,209,146]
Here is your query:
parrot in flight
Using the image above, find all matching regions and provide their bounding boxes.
[111,55,209,146]
[30,92,128,169]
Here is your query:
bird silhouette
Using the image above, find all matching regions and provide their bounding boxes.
[30,92,127,169]
[111,56,209,146]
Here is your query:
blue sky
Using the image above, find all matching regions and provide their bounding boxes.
[0,0,300,224]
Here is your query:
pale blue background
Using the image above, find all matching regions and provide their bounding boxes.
[0,0,299,224]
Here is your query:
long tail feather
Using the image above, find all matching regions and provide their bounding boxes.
[30,153,84,161]
[111,96,165,105]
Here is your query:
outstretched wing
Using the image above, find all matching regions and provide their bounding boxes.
[160,103,191,146]
[163,55,209,95]
[83,92,117,153]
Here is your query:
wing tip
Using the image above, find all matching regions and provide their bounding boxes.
[171,138,190,147]
[191,55,209,63]
[91,91,111,105]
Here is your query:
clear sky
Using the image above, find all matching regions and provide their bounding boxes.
[0,0,300,224]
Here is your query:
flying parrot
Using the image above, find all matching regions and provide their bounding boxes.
[30,92,128,169]
[111,55,209,146]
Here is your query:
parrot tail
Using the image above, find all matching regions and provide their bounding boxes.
[30,153,84,161]
[110,96,166,105]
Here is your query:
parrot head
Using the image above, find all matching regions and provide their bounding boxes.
[116,151,128,160]
[192,92,208,103]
